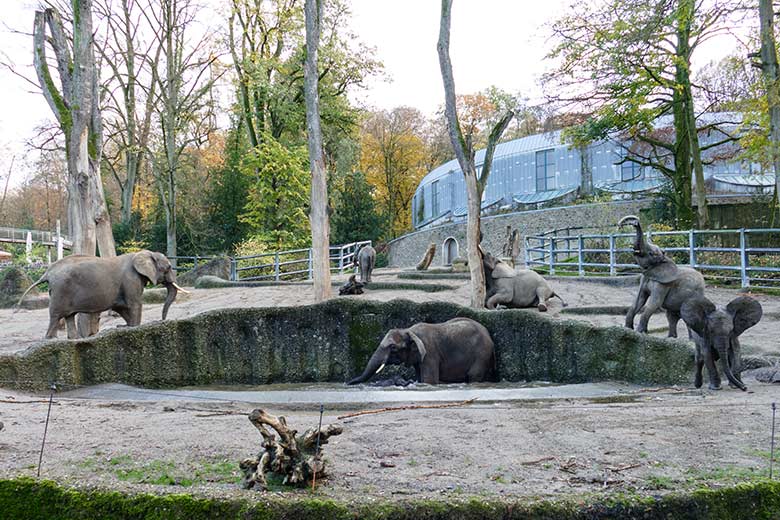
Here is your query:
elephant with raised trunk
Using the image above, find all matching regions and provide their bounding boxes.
[354,245,376,283]
[347,318,495,385]
[482,252,566,311]
[17,250,187,339]
[681,295,762,391]
[619,215,705,336]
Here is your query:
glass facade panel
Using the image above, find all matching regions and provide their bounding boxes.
[621,160,643,181]
[535,149,555,192]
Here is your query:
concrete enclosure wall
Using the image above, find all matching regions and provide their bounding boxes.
[387,200,653,268]
[0,299,693,391]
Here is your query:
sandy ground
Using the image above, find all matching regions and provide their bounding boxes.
[1,268,778,357]
[0,269,778,500]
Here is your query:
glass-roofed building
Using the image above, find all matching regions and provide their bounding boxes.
[411,112,772,230]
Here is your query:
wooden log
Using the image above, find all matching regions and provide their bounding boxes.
[240,409,342,490]
[415,243,436,271]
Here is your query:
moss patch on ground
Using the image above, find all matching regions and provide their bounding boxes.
[1,477,779,520]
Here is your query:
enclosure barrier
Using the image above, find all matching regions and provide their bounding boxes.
[170,240,372,282]
[525,227,780,289]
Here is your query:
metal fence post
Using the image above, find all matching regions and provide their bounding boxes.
[578,235,584,277]
[549,238,555,275]
[688,229,696,268]
[740,228,749,288]
[274,252,280,281]
[609,234,616,276]
[338,246,344,274]
[230,257,237,281]
[308,249,313,280]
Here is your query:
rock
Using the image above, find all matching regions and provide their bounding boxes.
[744,367,780,384]
[176,257,231,287]
[0,266,36,308]
[194,275,233,289]
[0,421,4,432]
[451,256,468,272]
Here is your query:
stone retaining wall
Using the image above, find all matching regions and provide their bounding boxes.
[0,299,693,391]
[387,199,653,268]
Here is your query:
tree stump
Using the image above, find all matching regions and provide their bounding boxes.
[415,243,436,271]
[239,409,342,490]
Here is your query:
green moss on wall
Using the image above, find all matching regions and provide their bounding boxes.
[1,478,779,520]
[0,299,694,391]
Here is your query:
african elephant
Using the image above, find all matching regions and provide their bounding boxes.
[681,295,762,391]
[17,250,187,339]
[347,317,495,385]
[482,252,566,311]
[619,215,705,336]
[354,245,376,283]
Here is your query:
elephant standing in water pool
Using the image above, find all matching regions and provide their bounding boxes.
[482,252,566,311]
[619,215,705,337]
[17,250,187,339]
[347,318,495,385]
[354,245,376,283]
[681,295,762,391]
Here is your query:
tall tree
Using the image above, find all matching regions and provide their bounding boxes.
[145,0,219,267]
[545,0,740,227]
[304,0,332,301]
[437,0,513,309]
[331,170,383,245]
[33,2,116,256]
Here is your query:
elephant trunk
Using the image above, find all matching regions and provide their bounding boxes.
[632,221,645,255]
[161,282,178,320]
[347,349,388,385]
[716,340,746,391]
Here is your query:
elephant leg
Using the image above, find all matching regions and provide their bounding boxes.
[625,279,650,329]
[126,305,142,326]
[419,363,439,384]
[45,314,61,339]
[702,346,721,390]
[666,310,680,338]
[693,342,704,389]
[535,286,549,312]
[486,290,511,310]
[637,286,668,333]
[65,315,79,340]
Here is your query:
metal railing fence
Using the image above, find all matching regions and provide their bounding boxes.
[525,228,780,289]
[170,241,372,282]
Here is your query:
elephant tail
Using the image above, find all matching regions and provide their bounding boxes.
[552,292,568,307]
[14,273,48,313]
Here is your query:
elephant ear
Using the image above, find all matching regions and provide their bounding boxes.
[681,297,716,337]
[132,250,158,285]
[726,296,763,336]
[491,262,516,279]
[405,331,427,364]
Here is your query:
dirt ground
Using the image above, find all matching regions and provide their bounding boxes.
[0,269,778,501]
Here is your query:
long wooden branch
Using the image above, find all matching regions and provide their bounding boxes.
[480,110,514,188]
[337,398,478,420]
[33,11,68,126]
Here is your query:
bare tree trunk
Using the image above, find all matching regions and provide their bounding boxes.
[33,2,115,257]
[304,0,332,302]
[437,0,512,309]
[0,156,15,221]
[758,0,780,223]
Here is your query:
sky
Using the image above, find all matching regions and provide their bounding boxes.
[0,0,749,189]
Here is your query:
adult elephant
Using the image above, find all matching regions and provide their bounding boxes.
[482,252,566,311]
[347,317,495,385]
[354,245,376,283]
[18,250,187,339]
[681,295,762,391]
[619,215,705,337]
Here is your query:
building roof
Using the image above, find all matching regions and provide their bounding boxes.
[713,174,776,187]
[419,130,564,187]
[595,178,668,193]
[513,187,577,204]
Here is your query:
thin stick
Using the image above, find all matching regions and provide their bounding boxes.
[37,385,55,478]
[771,402,776,480]
[337,398,478,420]
[311,404,324,491]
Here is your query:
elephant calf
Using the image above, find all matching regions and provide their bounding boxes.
[354,245,376,283]
[681,295,762,391]
[17,250,186,339]
[339,274,365,295]
[347,318,495,385]
[483,252,565,311]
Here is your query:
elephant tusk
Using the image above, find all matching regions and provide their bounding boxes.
[172,282,191,294]
[375,363,386,374]
[618,215,640,227]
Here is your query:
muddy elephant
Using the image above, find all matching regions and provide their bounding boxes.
[339,274,365,295]
[354,245,376,283]
[18,250,186,339]
[347,317,495,385]
[619,215,705,336]
[681,295,762,391]
[482,252,566,311]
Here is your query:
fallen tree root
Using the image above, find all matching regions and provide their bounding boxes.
[239,409,342,490]
[337,398,478,420]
